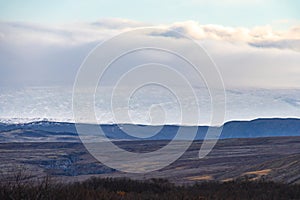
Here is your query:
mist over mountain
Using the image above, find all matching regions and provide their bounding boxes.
[1,87,300,126]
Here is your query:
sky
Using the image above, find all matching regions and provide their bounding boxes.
[0,1,300,124]
[0,0,299,88]
[0,0,299,28]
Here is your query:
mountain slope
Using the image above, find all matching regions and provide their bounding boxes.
[0,118,300,142]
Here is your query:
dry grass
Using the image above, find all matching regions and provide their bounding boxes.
[244,169,272,176]
[186,175,213,181]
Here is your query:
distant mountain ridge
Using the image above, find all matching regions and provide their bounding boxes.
[0,118,300,142]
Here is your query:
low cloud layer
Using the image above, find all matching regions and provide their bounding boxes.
[0,19,299,88]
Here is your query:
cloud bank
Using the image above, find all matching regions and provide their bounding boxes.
[0,19,300,88]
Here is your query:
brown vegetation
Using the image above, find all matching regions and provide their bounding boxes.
[0,172,300,200]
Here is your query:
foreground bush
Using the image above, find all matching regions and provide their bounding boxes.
[0,176,300,200]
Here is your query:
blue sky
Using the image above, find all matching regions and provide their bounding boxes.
[0,0,299,28]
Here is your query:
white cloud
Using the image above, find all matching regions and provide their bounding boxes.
[1,19,299,49]
[0,19,300,88]
[167,21,300,49]
[90,18,150,29]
